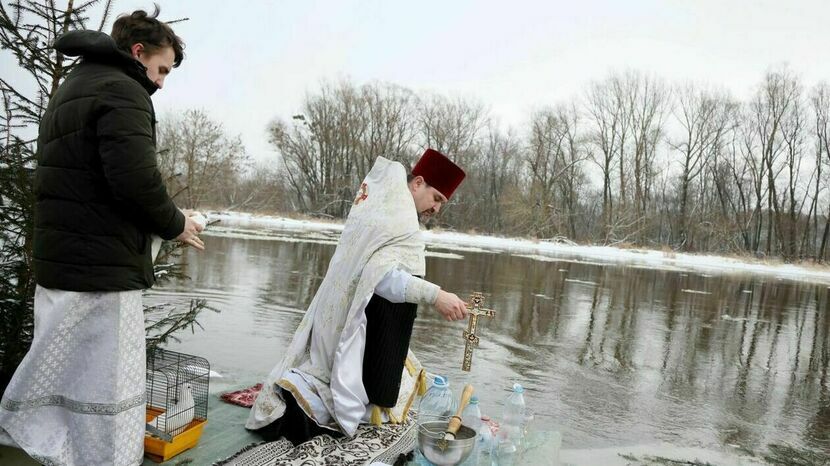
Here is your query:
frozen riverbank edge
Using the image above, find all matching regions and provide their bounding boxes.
[206,211,830,287]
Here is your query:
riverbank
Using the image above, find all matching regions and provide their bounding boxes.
[207,211,830,286]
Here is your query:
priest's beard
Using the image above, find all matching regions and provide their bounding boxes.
[418,211,436,225]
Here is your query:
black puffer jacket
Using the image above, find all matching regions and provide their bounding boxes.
[33,30,185,291]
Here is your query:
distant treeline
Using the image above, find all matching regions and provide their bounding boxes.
[158,69,830,262]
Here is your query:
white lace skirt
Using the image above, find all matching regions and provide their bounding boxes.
[0,285,146,466]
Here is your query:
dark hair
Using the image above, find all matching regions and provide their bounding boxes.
[111,4,184,67]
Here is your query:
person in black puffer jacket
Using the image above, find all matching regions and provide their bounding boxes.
[33,16,205,290]
[0,7,204,466]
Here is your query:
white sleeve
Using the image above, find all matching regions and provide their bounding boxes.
[374,268,440,305]
[374,268,411,303]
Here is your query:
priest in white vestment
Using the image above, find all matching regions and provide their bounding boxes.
[246,149,469,444]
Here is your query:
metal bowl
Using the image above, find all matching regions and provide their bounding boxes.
[417,420,477,466]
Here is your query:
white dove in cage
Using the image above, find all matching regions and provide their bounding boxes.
[149,383,195,434]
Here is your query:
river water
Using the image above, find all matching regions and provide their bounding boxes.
[144,220,830,460]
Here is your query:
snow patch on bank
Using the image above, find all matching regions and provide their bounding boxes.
[206,211,830,286]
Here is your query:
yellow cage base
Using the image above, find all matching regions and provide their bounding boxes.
[144,407,207,462]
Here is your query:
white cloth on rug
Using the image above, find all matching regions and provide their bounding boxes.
[247,156,434,436]
[0,285,146,466]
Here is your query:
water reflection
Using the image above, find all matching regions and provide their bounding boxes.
[145,230,830,454]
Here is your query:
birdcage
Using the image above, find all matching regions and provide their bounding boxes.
[144,347,210,462]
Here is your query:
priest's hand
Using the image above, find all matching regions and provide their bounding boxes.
[434,290,468,321]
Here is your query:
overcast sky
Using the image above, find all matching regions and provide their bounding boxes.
[36,1,830,162]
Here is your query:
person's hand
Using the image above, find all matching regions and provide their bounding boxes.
[176,214,205,251]
[433,290,468,322]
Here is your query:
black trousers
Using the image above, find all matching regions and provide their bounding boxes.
[363,294,418,408]
[253,390,343,446]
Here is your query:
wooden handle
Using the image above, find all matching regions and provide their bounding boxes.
[444,384,474,438]
[455,384,475,418]
[445,416,463,438]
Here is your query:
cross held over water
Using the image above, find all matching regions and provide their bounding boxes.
[462,292,496,372]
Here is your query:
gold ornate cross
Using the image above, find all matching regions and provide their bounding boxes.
[462,292,496,371]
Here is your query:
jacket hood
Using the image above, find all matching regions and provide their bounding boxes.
[54,30,159,95]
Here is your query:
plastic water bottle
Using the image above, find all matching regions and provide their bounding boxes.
[501,383,526,446]
[491,434,518,466]
[415,375,456,466]
[461,395,482,432]
[459,396,482,465]
[417,375,456,422]
[476,416,496,465]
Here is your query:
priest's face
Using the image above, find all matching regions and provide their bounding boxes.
[409,176,448,221]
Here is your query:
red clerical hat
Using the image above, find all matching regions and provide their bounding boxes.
[411,149,466,200]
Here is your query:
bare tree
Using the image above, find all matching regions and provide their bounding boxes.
[585,73,632,242]
[812,83,830,261]
[294,81,365,217]
[360,82,418,172]
[157,109,249,209]
[526,104,587,238]
[628,72,669,238]
[707,111,754,253]
[416,94,487,169]
[224,162,292,212]
[747,69,801,259]
[779,87,809,259]
[670,85,734,249]
[269,80,426,218]
[470,122,521,233]
[415,94,488,228]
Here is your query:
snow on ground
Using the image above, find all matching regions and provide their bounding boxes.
[206,211,830,286]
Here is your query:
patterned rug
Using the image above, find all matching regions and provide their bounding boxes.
[220,384,262,408]
[214,411,417,466]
